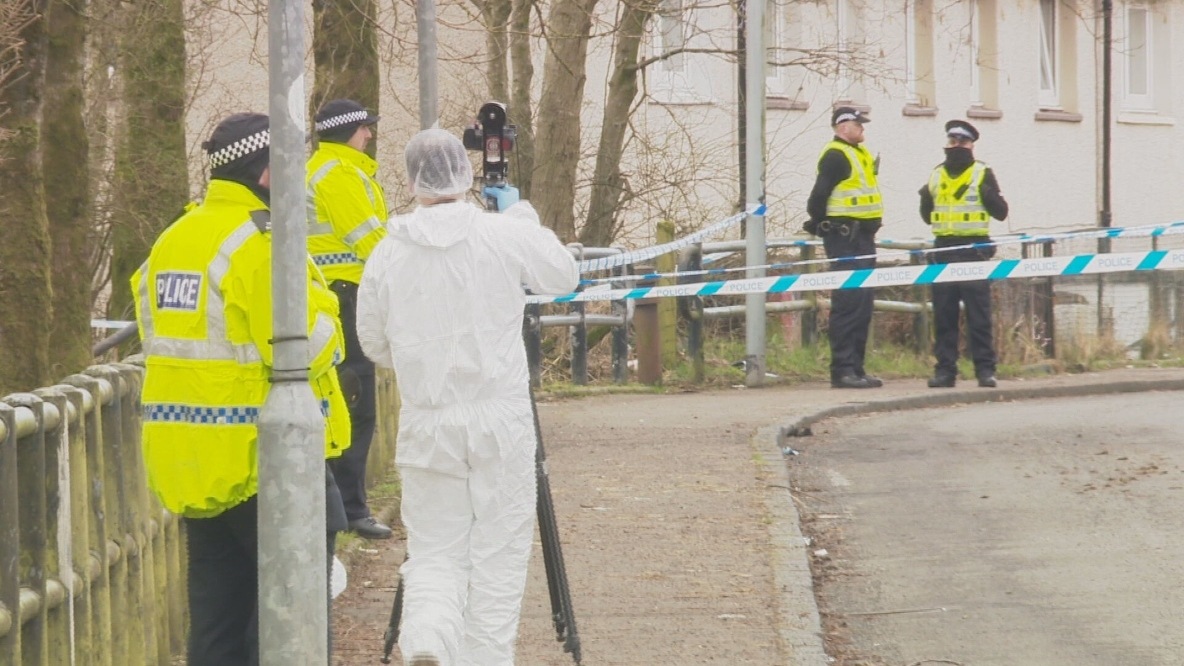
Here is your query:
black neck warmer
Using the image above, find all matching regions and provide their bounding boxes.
[943,147,975,175]
[211,151,270,207]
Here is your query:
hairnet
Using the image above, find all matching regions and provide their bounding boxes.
[405,128,473,198]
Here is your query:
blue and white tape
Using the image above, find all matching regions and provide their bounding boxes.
[578,204,766,273]
[578,218,1184,286]
[530,247,1184,304]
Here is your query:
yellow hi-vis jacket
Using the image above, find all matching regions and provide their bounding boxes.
[306,142,389,284]
[928,161,990,236]
[132,179,351,518]
[821,140,884,219]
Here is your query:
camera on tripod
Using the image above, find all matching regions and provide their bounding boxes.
[462,101,516,187]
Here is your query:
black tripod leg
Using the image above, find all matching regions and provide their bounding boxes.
[379,561,406,663]
[531,390,582,664]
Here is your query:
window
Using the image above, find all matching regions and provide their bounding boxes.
[905,0,935,108]
[651,0,701,103]
[1038,0,1058,107]
[766,0,785,94]
[969,0,1001,114]
[836,0,851,91]
[1124,4,1152,108]
[656,0,686,74]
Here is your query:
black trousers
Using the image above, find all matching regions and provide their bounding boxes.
[931,279,996,377]
[329,280,378,522]
[822,224,878,379]
[185,469,346,666]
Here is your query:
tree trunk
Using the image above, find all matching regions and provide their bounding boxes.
[312,0,379,153]
[107,0,187,323]
[580,0,655,247]
[509,0,535,198]
[0,0,53,394]
[532,0,599,240]
[479,0,511,102]
[44,0,93,377]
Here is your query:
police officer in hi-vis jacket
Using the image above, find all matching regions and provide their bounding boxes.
[306,98,392,539]
[133,113,351,665]
[805,106,885,389]
[919,119,1009,388]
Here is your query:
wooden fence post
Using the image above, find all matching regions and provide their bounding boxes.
[801,244,819,347]
[656,220,678,367]
[113,363,160,664]
[54,383,95,666]
[6,393,49,666]
[83,367,136,665]
[31,388,71,666]
[61,373,113,666]
[684,244,705,384]
[0,402,20,663]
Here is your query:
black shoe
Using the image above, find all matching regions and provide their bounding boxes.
[858,374,884,388]
[348,517,392,540]
[977,375,997,388]
[832,374,876,389]
[927,374,956,388]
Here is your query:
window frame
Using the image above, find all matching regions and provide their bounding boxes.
[1037,0,1060,109]
[1123,3,1154,110]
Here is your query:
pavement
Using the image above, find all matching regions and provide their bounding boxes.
[331,367,1184,665]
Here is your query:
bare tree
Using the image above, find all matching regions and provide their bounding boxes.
[580,0,658,247]
[106,0,188,323]
[43,0,95,376]
[0,0,52,393]
[532,0,600,240]
[313,0,380,146]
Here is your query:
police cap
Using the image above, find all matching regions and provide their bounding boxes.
[831,106,870,126]
[202,112,269,173]
[314,99,380,137]
[945,119,980,142]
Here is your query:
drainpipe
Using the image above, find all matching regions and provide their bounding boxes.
[1100,0,1113,234]
[1097,0,1113,337]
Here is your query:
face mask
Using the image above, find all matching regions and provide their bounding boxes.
[944,146,974,170]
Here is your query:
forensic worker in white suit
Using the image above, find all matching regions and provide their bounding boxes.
[356,128,579,666]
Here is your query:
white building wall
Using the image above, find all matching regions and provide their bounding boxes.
[179,0,1184,249]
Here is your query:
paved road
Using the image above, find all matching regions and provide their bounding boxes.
[331,368,1184,665]
[792,390,1184,666]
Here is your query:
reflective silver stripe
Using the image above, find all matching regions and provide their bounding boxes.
[343,216,382,246]
[143,337,262,364]
[837,203,885,214]
[308,312,338,366]
[309,220,334,236]
[144,219,264,364]
[356,168,378,207]
[136,260,153,336]
[308,159,341,190]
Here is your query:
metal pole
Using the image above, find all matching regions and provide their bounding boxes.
[260,0,328,663]
[743,0,767,387]
[417,0,439,129]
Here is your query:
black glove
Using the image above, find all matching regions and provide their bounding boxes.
[803,219,821,236]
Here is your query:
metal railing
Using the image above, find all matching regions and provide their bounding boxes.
[1,363,185,666]
[1,348,401,665]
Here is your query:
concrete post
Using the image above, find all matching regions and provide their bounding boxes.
[261,0,330,663]
[743,0,767,387]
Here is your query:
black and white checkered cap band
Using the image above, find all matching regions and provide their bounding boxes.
[208,130,270,169]
[834,112,860,124]
[947,126,976,140]
[315,111,369,132]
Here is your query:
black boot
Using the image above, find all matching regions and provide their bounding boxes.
[927,373,956,388]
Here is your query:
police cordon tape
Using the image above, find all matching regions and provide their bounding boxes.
[577,218,1184,285]
[576,204,765,273]
[528,246,1184,304]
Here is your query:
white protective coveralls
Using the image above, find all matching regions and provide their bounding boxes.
[356,130,578,666]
